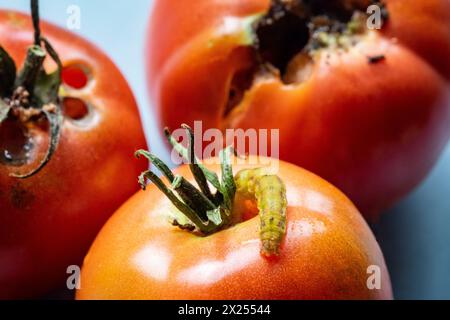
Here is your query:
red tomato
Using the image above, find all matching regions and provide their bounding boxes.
[146,0,450,220]
[0,10,147,298]
[77,156,392,300]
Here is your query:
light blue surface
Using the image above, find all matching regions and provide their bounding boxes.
[1,0,449,299]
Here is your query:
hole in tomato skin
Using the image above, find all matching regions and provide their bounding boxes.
[224,67,256,118]
[253,0,377,75]
[62,65,89,89]
[240,199,259,221]
[254,5,310,75]
[232,195,260,225]
[62,97,89,120]
[223,0,388,118]
[0,118,33,167]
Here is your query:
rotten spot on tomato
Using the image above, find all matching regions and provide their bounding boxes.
[253,0,386,76]
[63,97,89,121]
[224,0,388,117]
[0,118,33,166]
[62,65,90,89]
[224,0,389,117]
[253,2,310,75]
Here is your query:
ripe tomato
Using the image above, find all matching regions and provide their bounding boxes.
[77,155,392,300]
[146,0,450,220]
[0,10,147,298]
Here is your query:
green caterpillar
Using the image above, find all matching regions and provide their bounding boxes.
[235,168,287,256]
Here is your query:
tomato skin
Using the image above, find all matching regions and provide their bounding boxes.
[77,157,392,300]
[146,0,450,220]
[0,11,147,299]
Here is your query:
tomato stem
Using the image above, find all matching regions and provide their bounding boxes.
[15,46,46,97]
[31,0,41,46]
[0,0,64,179]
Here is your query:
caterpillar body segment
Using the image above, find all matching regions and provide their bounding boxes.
[234,168,288,256]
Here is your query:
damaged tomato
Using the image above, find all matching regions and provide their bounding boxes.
[0,2,146,299]
[146,0,450,219]
[77,126,392,300]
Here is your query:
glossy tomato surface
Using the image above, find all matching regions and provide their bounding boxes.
[0,11,147,299]
[146,0,450,220]
[77,157,392,300]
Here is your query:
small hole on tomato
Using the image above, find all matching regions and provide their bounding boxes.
[223,67,255,118]
[0,118,33,166]
[62,65,90,89]
[62,97,89,120]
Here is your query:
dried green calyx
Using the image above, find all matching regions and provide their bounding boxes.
[136,125,238,235]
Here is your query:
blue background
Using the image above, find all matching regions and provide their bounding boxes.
[1,0,449,299]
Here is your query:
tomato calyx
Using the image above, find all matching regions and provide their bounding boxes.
[136,125,288,257]
[0,0,63,178]
[136,125,237,235]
